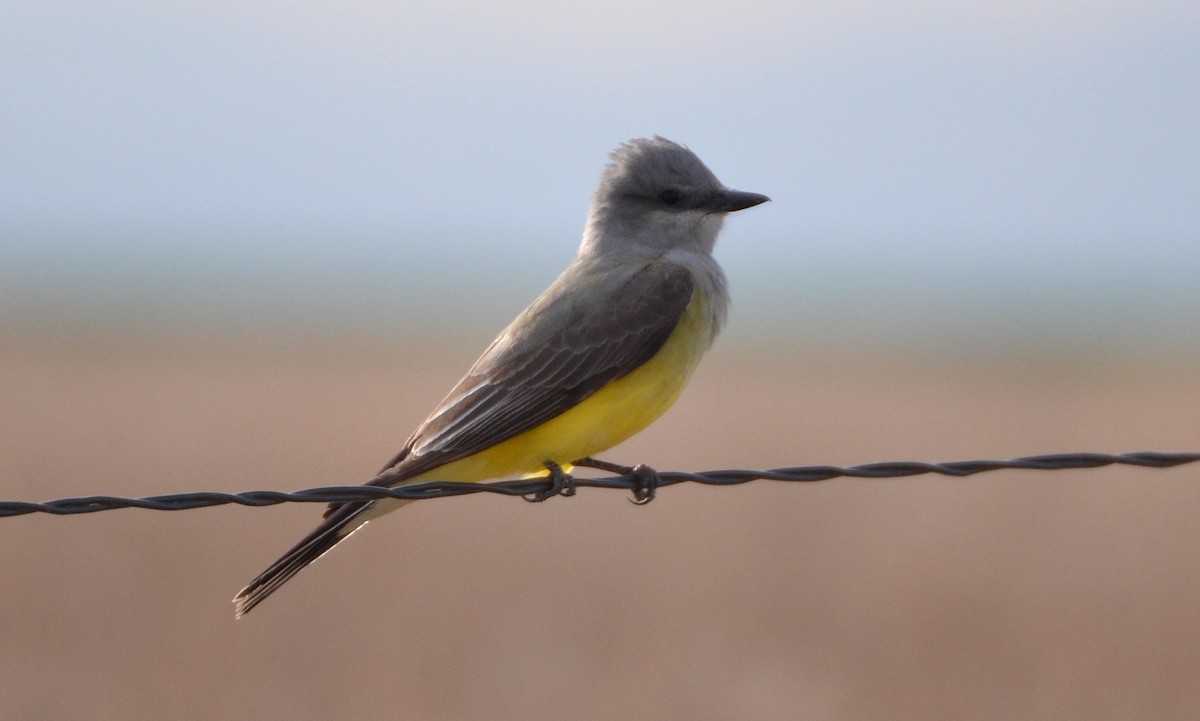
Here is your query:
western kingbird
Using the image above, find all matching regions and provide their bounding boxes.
[233,136,768,617]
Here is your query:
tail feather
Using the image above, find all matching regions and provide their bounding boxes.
[233,501,372,618]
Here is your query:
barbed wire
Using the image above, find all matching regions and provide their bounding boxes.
[1,451,1196,518]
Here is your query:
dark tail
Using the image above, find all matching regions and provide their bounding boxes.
[233,501,373,618]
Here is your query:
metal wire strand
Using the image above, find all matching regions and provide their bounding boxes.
[1,451,1196,518]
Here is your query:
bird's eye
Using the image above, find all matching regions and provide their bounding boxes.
[659,189,683,206]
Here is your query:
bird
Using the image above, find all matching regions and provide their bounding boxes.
[233,136,769,617]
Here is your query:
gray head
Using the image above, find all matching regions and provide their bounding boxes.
[581,136,769,257]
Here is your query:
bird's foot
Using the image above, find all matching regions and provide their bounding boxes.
[525,460,577,502]
[573,456,660,505]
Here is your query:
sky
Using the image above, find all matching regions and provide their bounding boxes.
[2,0,1198,350]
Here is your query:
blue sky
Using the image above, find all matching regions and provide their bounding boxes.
[3,0,1198,348]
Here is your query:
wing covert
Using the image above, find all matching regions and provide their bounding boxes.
[381,262,695,480]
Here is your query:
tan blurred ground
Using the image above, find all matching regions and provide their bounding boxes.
[1,338,1198,721]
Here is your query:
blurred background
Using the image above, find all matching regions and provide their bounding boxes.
[2,1,1198,719]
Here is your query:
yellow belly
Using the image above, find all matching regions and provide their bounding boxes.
[410,289,715,485]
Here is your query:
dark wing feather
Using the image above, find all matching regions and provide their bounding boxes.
[377,262,694,482]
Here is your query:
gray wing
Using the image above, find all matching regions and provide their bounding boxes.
[376,261,694,482]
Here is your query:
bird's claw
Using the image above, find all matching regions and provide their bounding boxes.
[627,464,659,505]
[524,460,577,502]
[572,456,659,505]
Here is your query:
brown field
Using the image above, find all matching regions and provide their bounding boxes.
[2,338,1198,720]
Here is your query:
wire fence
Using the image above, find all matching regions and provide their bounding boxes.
[1,451,1196,518]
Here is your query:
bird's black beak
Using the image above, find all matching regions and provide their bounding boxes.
[706,188,771,213]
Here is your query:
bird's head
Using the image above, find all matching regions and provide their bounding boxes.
[582,136,769,257]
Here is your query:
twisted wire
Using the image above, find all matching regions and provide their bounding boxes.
[1,451,1195,518]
